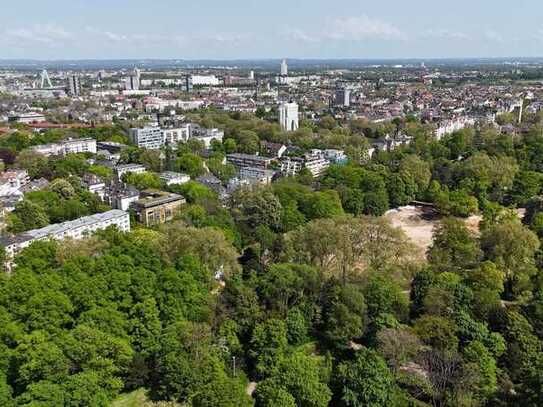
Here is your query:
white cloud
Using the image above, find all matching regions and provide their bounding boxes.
[283,15,406,44]
[282,28,321,43]
[422,29,470,40]
[324,15,406,41]
[85,27,169,45]
[2,23,72,47]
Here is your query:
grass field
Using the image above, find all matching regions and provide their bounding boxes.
[111,389,183,407]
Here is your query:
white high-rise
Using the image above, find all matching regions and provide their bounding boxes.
[279,102,299,132]
[280,59,288,76]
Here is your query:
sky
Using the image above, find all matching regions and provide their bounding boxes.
[2,0,543,60]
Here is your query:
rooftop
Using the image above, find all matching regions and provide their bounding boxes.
[0,209,128,248]
[133,190,185,209]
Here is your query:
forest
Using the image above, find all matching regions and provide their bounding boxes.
[3,111,543,406]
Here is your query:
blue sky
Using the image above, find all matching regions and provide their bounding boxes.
[2,0,542,59]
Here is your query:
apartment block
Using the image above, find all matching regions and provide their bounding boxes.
[1,210,130,258]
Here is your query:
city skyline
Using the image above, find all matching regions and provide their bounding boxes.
[2,0,543,60]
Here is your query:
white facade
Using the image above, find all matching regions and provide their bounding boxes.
[239,167,275,185]
[115,164,147,180]
[280,59,288,76]
[31,138,97,157]
[130,124,224,150]
[1,210,130,258]
[144,97,205,112]
[279,102,299,132]
[280,157,304,177]
[163,126,190,145]
[435,117,475,140]
[191,75,220,86]
[8,112,46,124]
[0,170,30,196]
[193,128,224,148]
[304,154,330,177]
[129,127,164,149]
[160,171,190,186]
[125,75,140,91]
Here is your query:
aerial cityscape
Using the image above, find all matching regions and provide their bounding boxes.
[3,1,543,406]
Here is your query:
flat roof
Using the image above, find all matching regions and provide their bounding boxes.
[226,153,273,162]
[1,209,128,247]
[133,191,185,209]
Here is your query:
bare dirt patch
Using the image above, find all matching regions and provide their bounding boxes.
[385,206,439,256]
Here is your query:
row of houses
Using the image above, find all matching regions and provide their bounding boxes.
[129,123,224,149]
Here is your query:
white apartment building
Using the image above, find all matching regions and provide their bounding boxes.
[191,75,220,86]
[144,97,205,112]
[163,126,190,145]
[239,167,275,185]
[435,117,476,140]
[279,102,299,132]
[281,157,304,177]
[160,171,190,186]
[192,128,224,148]
[129,127,164,149]
[0,170,30,196]
[67,75,81,96]
[304,153,330,177]
[280,152,330,178]
[115,164,147,180]
[1,210,130,258]
[130,124,224,150]
[280,59,288,76]
[31,138,97,157]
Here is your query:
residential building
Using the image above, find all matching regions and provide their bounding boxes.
[303,153,330,177]
[115,164,147,180]
[191,127,224,148]
[105,184,140,211]
[280,156,304,177]
[322,149,348,164]
[163,126,190,145]
[96,141,128,155]
[8,112,46,124]
[131,190,185,227]
[191,75,220,86]
[125,69,140,91]
[279,102,299,131]
[226,153,274,169]
[239,167,276,184]
[160,171,190,186]
[0,210,130,258]
[67,74,81,96]
[280,152,330,178]
[0,170,30,195]
[280,59,288,76]
[435,117,475,140]
[129,127,164,149]
[196,174,228,200]
[260,141,287,158]
[82,174,106,200]
[31,138,97,156]
[335,86,351,107]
